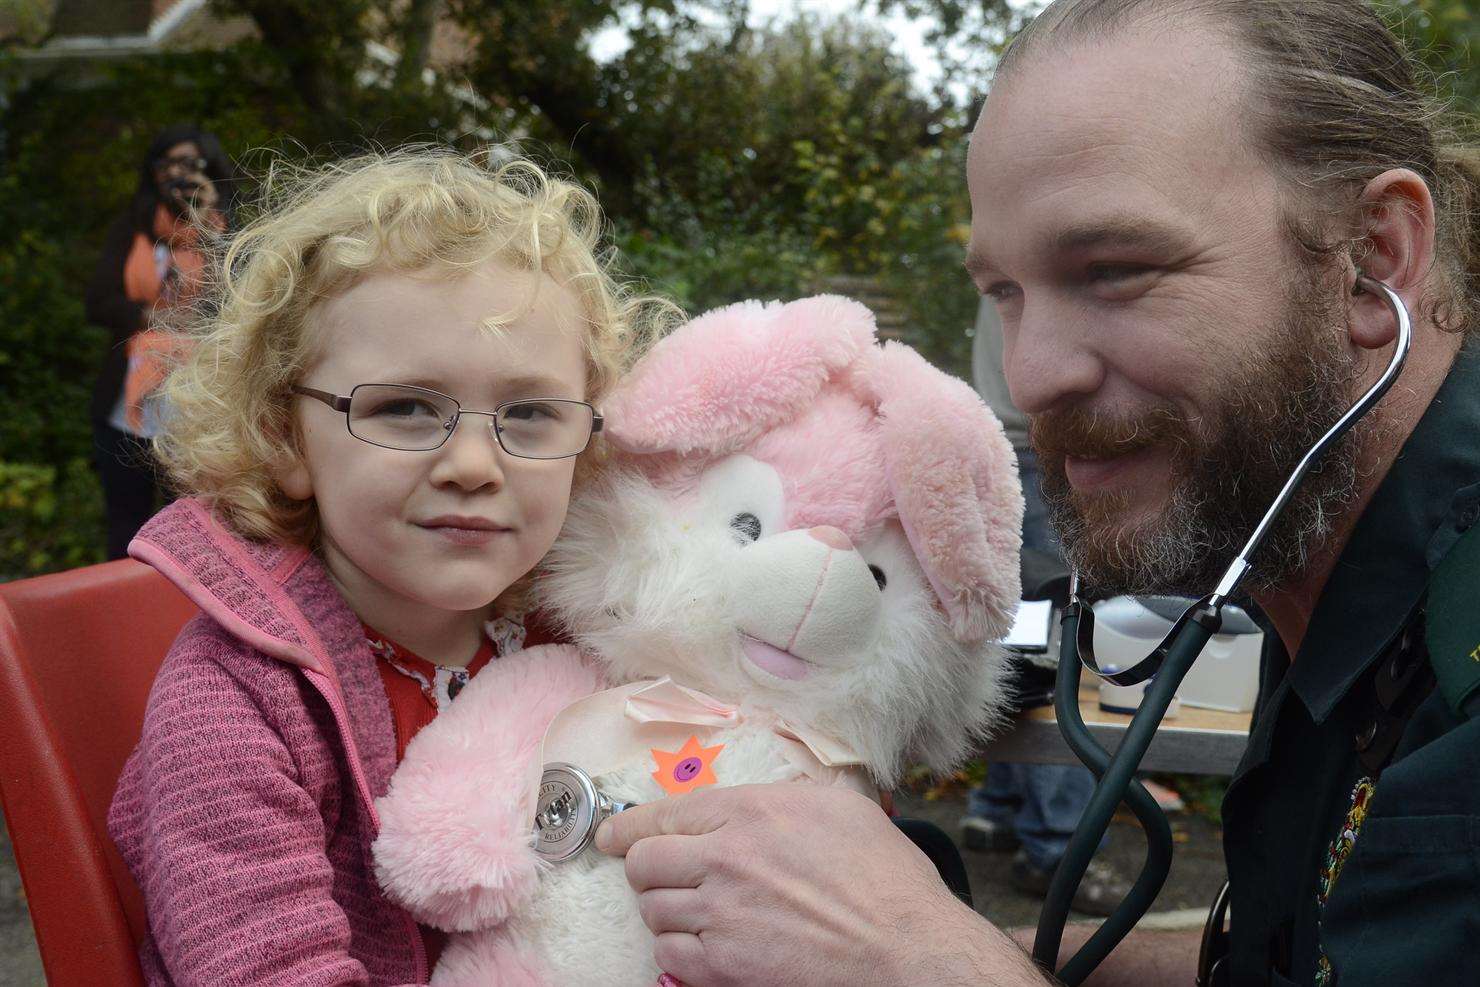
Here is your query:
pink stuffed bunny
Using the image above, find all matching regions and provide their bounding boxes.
[373,296,1024,985]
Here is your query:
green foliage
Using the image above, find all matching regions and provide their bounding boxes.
[0,459,105,579]
[0,200,101,465]
[872,142,978,376]
[610,15,977,375]
[871,0,1033,103]
[0,47,309,578]
[631,16,942,239]
[0,0,57,47]
[7,0,1475,579]
[1377,0,1480,112]
[615,220,823,317]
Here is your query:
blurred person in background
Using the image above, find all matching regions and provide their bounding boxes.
[86,124,234,558]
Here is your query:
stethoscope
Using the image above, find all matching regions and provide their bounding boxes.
[1031,275,1413,985]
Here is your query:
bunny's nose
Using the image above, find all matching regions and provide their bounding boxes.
[808,526,852,550]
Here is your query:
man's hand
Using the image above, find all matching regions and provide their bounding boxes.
[596,783,1050,986]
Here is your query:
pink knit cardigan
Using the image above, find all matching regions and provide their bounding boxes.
[108,499,428,985]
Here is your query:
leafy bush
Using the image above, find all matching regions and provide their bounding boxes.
[873,142,978,379]
[615,216,825,317]
[0,47,328,578]
[0,21,982,577]
[0,460,106,579]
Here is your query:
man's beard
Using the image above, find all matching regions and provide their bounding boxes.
[1033,268,1370,599]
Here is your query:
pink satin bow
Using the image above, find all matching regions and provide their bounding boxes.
[624,678,741,729]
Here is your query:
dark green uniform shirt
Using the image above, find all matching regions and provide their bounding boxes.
[1222,341,1480,986]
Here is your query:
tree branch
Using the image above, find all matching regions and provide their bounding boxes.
[393,0,441,90]
[213,0,366,119]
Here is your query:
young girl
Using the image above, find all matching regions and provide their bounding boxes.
[107,148,667,985]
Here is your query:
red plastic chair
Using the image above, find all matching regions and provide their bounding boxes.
[0,559,198,986]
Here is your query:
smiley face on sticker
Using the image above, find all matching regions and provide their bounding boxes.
[651,736,724,795]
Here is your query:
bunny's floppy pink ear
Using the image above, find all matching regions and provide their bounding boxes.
[869,342,1023,643]
[604,295,877,455]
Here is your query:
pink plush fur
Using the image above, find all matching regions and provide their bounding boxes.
[866,342,1023,641]
[604,295,877,456]
[749,393,893,539]
[373,645,602,932]
[608,295,1023,643]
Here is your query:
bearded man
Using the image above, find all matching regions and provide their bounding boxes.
[598,2,1480,984]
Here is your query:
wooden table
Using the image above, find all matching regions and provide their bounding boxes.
[983,679,1254,776]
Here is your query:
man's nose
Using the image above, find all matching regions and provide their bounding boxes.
[1002,299,1106,415]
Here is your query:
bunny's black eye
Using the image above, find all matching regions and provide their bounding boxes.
[730,512,762,544]
[868,564,887,590]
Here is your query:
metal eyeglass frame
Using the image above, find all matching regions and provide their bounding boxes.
[1031,275,1413,986]
[291,383,604,460]
[154,154,209,174]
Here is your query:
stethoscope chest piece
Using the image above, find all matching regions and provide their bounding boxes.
[534,762,635,863]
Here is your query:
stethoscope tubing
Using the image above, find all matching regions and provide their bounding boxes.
[1033,603,1217,980]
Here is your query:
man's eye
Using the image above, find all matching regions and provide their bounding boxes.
[1085,263,1159,300]
[1086,263,1153,284]
[983,280,1020,303]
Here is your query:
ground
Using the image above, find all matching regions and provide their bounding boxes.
[0,788,1224,985]
[0,822,42,987]
[894,790,1227,930]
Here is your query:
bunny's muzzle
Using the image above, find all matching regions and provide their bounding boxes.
[731,526,882,680]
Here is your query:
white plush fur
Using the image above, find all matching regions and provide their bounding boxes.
[541,460,1011,784]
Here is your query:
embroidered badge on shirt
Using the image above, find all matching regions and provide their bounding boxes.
[1314,775,1376,986]
[651,736,724,796]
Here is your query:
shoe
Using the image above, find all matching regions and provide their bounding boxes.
[959,815,1021,852]
[1009,849,1132,917]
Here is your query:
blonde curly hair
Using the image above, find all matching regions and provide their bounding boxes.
[155,146,673,546]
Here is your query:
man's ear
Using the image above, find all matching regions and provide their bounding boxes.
[1348,167,1436,349]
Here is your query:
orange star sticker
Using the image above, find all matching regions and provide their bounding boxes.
[651,735,725,796]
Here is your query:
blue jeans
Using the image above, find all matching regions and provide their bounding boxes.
[965,448,1100,871]
[967,762,1100,871]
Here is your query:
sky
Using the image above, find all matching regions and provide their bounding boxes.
[590,0,963,97]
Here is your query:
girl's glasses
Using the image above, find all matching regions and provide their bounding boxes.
[291,383,602,459]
